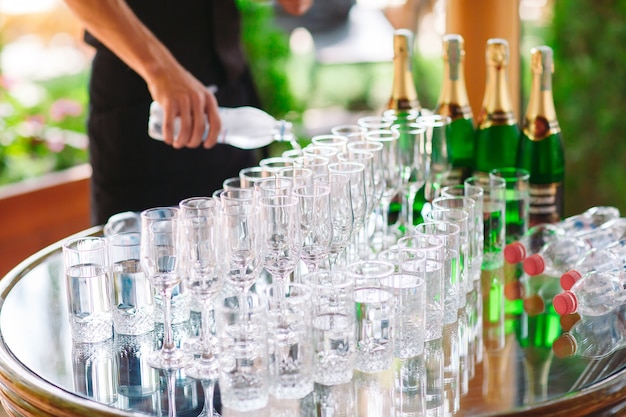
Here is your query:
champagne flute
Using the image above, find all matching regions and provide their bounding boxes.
[294,184,333,273]
[392,122,427,230]
[140,207,189,370]
[417,114,452,203]
[315,173,354,269]
[179,197,223,417]
[258,195,302,286]
[220,188,262,294]
[365,129,402,250]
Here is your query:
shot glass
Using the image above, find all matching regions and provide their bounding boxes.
[64,236,113,343]
[217,293,269,411]
[381,272,426,359]
[344,260,395,373]
[303,270,355,386]
[108,232,155,335]
[397,234,445,341]
[266,283,313,399]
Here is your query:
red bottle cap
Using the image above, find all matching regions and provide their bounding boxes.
[560,270,583,291]
[553,292,578,315]
[504,242,526,264]
[552,333,577,358]
[523,254,545,276]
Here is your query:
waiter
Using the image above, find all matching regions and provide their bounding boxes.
[63,0,312,225]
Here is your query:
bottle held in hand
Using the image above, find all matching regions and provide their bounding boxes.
[148,103,297,150]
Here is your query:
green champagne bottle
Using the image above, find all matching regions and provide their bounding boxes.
[516,46,565,226]
[386,29,421,229]
[434,34,475,185]
[474,38,520,178]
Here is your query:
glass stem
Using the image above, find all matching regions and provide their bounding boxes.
[162,287,175,353]
[201,378,216,417]
[201,300,215,362]
[407,189,417,227]
[165,369,177,417]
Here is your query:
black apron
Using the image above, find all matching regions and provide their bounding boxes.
[86,0,260,225]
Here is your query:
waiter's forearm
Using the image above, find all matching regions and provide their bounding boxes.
[62,0,179,85]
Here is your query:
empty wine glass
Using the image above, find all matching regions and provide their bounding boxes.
[220,188,262,293]
[315,173,354,269]
[331,124,367,142]
[258,195,302,286]
[311,134,349,154]
[365,129,402,250]
[179,197,223,417]
[392,122,427,230]
[417,114,452,202]
[140,207,190,370]
[294,184,333,273]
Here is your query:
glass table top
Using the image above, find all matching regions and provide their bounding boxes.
[0,228,624,416]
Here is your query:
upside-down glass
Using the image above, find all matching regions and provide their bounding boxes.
[140,207,189,369]
[178,197,223,417]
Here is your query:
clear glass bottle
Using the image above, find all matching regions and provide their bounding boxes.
[434,34,474,185]
[474,38,520,178]
[516,46,565,226]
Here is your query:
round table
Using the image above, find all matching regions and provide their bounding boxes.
[0,227,624,416]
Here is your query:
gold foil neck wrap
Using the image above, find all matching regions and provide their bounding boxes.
[522,116,561,141]
[388,29,420,112]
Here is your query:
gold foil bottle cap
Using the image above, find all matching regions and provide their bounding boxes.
[530,45,554,75]
[443,34,464,62]
[393,28,413,57]
[486,38,509,66]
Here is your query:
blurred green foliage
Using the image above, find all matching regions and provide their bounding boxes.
[0,71,89,185]
[549,1,626,216]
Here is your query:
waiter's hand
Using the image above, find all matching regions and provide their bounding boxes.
[147,67,221,150]
[276,0,313,16]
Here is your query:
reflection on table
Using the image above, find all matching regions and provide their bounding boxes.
[0,231,624,417]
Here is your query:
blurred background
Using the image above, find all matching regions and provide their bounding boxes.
[0,0,623,218]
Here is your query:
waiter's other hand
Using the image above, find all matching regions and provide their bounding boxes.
[276,0,313,16]
[148,69,221,150]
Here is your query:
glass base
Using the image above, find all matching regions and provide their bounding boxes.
[147,347,191,370]
[185,357,219,380]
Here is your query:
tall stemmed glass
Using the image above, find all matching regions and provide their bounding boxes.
[392,122,427,230]
[328,161,367,265]
[140,207,189,370]
[220,188,262,294]
[179,197,223,417]
[365,129,402,250]
[417,114,452,203]
[258,195,302,286]
[294,184,333,273]
[315,173,354,270]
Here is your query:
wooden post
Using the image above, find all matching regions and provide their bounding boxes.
[446,0,521,122]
